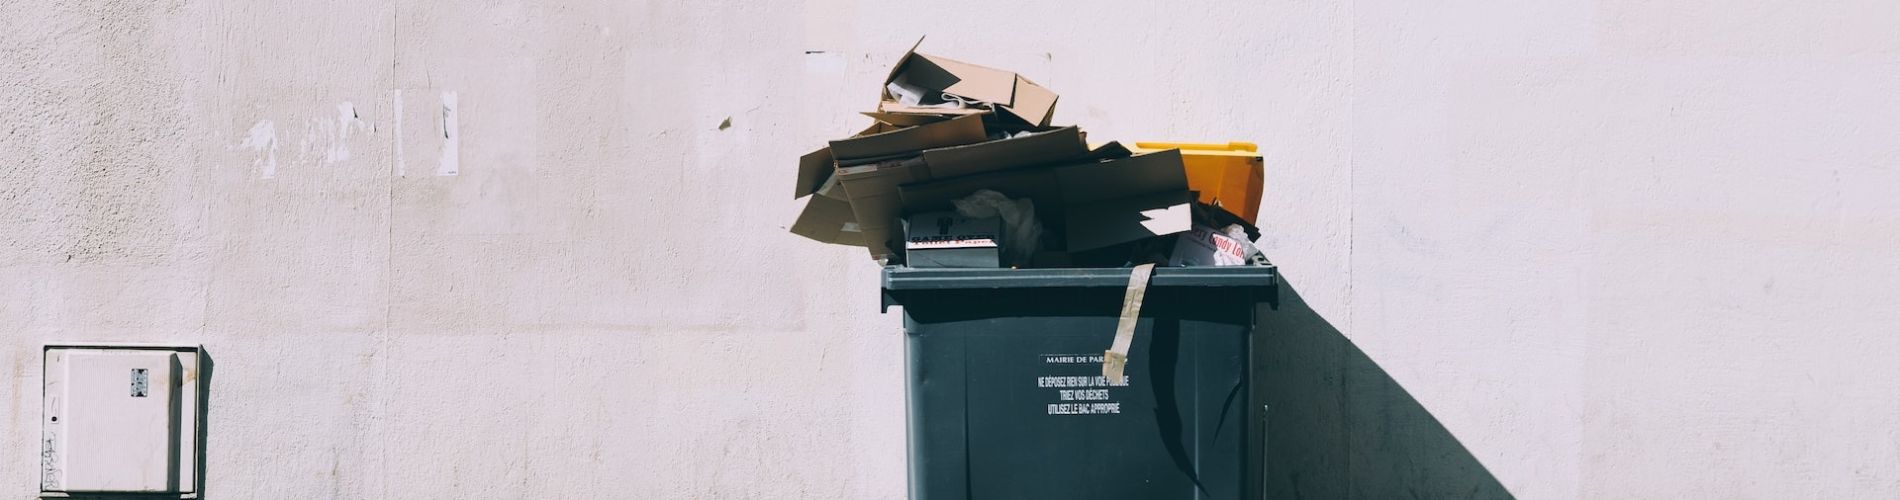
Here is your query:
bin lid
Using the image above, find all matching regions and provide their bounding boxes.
[881,265,1276,291]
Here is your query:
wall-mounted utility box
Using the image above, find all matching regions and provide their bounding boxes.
[41,344,203,499]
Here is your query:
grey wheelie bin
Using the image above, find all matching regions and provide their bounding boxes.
[880,265,1278,500]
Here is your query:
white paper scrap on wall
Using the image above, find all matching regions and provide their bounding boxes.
[241,119,278,179]
[438,91,459,176]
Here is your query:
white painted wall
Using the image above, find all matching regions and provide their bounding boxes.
[4,1,1898,498]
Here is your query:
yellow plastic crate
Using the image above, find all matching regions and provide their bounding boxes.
[1129,141,1264,222]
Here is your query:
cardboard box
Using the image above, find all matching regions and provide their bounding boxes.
[792,117,990,251]
[836,125,1090,258]
[903,211,1003,268]
[880,39,1059,127]
[795,120,908,201]
[897,149,1194,253]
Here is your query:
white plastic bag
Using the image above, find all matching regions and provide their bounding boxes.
[952,190,1042,266]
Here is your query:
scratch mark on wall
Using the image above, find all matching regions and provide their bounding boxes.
[393,90,406,177]
[439,91,459,176]
[240,119,278,179]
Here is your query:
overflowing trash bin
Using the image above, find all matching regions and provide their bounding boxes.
[882,266,1276,499]
[789,38,1279,499]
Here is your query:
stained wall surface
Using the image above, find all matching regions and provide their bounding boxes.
[4,1,1898,498]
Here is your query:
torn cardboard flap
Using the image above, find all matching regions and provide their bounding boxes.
[882,41,1059,127]
[1005,75,1059,126]
[837,156,932,258]
[795,146,836,199]
[1066,191,1194,252]
[797,120,918,200]
[790,195,866,247]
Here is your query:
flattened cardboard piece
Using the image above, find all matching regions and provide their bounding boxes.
[873,102,990,117]
[835,125,1080,259]
[795,146,836,199]
[1000,75,1059,126]
[904,54,1018,105]
[1083,141,1134,161]
[1066,191,1194,252]
[920,126,1088,179]
[899,149,1193,252]
[898,167,1061,215]
[1056,149,1188,203]
[790,195,866,246]
[861,111,958,127]
[814,172,846,201]
[881,36,930,89]
[880,39,1058,127]
[828,113,988,161]
[837,156,932,258]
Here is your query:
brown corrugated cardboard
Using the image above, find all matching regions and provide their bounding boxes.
[898,149,1193,252]
[790,194,865,246]
[860,111,959,127]
[921,126,1086,178]
[837,126,1091,259]
[796,121,906,201]
[1055,149,1194,251]
[1055,149,1189,203]
[881,41,1060,127]
[794,146,835,199]
[836,156,930,257]
[829,113,987,162]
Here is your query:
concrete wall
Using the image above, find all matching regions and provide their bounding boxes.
[4,0,1897,498]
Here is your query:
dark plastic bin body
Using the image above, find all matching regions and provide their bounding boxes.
[881,266,1277,500]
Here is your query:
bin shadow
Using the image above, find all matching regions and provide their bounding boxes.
[1256,276,1514,499]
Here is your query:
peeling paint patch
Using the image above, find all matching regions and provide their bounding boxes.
[325,102,371,164]
[240,119,278,179]
[438,91,459,176]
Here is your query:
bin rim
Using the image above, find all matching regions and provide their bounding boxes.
[881,265,1277,292]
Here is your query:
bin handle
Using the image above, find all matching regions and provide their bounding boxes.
[1102,263,1155,386]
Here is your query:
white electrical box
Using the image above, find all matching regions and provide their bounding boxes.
[41,344,202,498]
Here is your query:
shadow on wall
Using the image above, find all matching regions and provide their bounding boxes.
[1256,276,1514,499]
